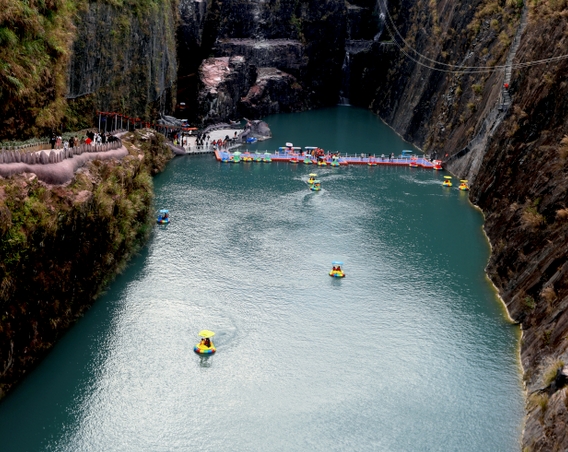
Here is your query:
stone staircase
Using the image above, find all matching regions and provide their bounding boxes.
[501,5,529,109]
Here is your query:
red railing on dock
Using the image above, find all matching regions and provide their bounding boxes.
[214,149,442,169]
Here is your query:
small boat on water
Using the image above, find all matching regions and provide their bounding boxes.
[242,152,253,162]
[307,173,318,185]
[263,152,272,163]
[254,151,263,162]
[232,151,242,163]
[433,160,443,170]
[194,330,216,355]
[329,261,345,278]
[157,209,170,224]
[310,180,321,191]
[442,175,452,187]
[458,179,469,191]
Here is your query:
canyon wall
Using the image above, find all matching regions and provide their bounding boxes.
[178,0,352,123]
[66,0,179,129]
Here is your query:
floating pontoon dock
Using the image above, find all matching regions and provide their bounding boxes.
[214,149,442,169]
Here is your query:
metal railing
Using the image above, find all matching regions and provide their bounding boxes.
[0,140,122,165]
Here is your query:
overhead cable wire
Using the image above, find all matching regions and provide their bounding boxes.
[379,0,568,74]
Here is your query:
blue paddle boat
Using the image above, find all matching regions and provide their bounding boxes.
[157,209,170,224]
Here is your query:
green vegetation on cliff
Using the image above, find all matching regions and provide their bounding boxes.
[0,0,77,139]
[0,130,172,399]
[0,0,178,141]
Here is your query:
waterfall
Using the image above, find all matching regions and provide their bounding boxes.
[338,52,351,106]
[374,0,387,42]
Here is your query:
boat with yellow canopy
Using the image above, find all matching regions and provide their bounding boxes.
[329,261,345,278]
[458,179,469,191]
[442,175,452,187]
[194,330,216,355]
[307,173,318,184]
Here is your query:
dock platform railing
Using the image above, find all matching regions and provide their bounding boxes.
[184,141,242,155]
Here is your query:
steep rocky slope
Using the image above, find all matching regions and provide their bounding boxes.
[0,131,173,399]
[178,0,350,123]
[67,0,178,128]
[471,5,568,449]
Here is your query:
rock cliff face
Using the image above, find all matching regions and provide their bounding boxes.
[178,0,350,123]
[0,0,179,140]
[67,0,179,125]
[470,7,568,449]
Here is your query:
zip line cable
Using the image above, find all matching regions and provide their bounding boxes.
[379,0,568,74]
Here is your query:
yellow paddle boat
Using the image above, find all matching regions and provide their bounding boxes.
[458,179,469,191]
[329,261,345,278]
[307,173,318,184]
[194,330,216,355]
[442,176,452,187]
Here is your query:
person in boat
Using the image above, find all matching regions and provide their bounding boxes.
[204,338,211,347]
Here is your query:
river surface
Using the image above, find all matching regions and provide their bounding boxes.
[0,107,524,451]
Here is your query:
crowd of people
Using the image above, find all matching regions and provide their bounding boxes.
[49,131,117,151]
[173,131,240,150]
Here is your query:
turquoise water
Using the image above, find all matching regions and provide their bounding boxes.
[0,107,524,451]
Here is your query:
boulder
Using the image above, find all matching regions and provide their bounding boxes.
[239,67,307,119]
